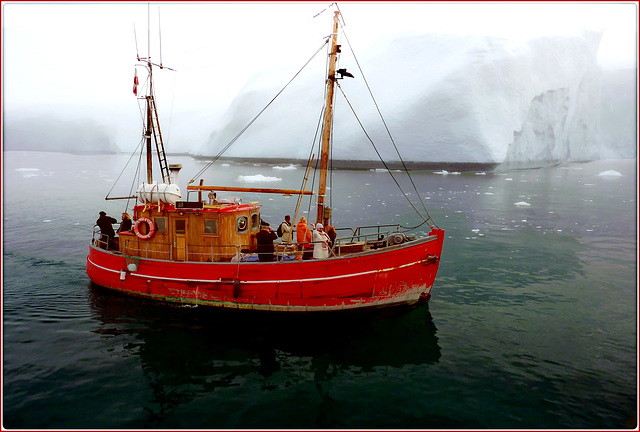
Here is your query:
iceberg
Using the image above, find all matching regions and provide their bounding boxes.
[598,169,622,177]
[272,164,298,170]
[198,32,636,167]
[237,174,282,183]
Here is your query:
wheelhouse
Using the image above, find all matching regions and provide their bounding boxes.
[116,199,262,262]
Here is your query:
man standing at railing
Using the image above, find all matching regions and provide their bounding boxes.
[256,220,278,262]
[96,211,117,250]
[278,215,293,244]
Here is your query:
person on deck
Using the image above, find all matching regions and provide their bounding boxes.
[312,223,331,259]
[325,224,337,249]
[118,213,132,233]
[279,215,293,244]
[96,211,118,250]
[256,220,278,262]
[296,216,313,260]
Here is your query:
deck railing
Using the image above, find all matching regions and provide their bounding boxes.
[92,224,414,262]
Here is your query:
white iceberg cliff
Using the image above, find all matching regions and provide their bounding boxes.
[197,32,636,167]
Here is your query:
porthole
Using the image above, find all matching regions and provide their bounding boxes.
[236,216,248,233]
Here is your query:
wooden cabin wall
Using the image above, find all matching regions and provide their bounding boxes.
[122,206,261,262]
[121,208,172,260]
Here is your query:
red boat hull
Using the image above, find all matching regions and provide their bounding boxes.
[87,229,444,312]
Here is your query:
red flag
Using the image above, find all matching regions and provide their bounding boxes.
[133,69,139,96]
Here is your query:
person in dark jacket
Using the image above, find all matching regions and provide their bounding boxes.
[256,220,278,262]
[96,211,117,249]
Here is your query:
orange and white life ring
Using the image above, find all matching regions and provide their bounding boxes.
[134,217,155,240]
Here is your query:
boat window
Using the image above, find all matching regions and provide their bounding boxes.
[155,217,167,233]
[175,219,186,234]
[204,219,218,235]
[251,213,260,231]
[236,216,248,234]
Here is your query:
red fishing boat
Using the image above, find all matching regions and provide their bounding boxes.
[86,9,444,312]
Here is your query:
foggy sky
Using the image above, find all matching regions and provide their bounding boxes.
[2,2,637,154]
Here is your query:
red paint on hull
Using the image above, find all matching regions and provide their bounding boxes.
[87,229,444,312]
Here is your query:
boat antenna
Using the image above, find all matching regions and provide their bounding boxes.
[133,24,140,61]
[158,7,163,67]
[136,5,175,184]
[147,3,150,64]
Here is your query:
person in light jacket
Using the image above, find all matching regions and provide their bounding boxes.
[280,215,293,244]
[312,223,331,259]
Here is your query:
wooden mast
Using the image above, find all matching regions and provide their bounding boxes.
[145,62,153,184]
[316,10,340,226]
[145,4,153,184]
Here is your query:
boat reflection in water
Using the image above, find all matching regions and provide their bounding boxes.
[88,284,441,427]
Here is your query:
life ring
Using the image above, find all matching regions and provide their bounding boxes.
[134,217,155,240]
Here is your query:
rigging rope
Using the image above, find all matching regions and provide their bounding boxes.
[189,40,330,184]
[294,105,325,224]
[339,25,439,229]
[105,71,154,212]
[336,82,432,226]
[104,136,146,216]
[105,140,142,200]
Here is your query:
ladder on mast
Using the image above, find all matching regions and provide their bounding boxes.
[148,95,170,184]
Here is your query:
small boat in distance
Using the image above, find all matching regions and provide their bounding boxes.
[86,8,445,313]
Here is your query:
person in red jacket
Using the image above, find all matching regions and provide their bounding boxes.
[296,216,313,260]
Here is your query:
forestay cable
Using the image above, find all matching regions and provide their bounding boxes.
[339,25,439,229]
[336,82,436,229]
[189,40,330,184]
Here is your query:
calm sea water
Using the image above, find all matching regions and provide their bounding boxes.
[2,151,637,429]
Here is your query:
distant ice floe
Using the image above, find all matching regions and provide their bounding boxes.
[514,201,531,207]
[273,164,297,170]
[475,172,486,175]
[598,170,622,177]
[221,163,230,167]
[434,170,461,175]
[16,168,40,178]
[237,174,282,183]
